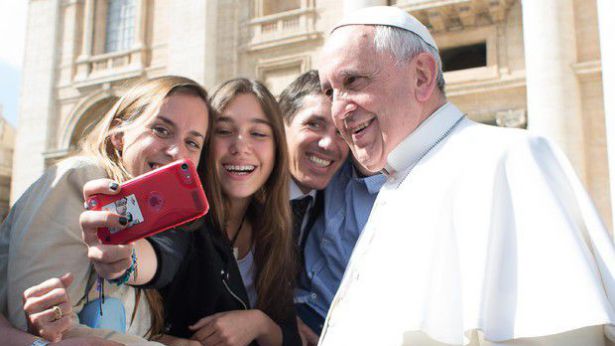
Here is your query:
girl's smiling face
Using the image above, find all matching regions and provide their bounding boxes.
[113,92,209,177]
[212,93,275,203]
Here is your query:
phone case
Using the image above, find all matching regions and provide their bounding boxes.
[88,159,209,244]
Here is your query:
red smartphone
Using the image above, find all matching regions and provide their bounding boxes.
[87,159,209,244]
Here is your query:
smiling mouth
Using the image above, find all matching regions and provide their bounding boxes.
[223,164,256,175]
[351,118,375,135]
[307,155,333,168]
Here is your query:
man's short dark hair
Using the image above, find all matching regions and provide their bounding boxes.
[278,70,323,124]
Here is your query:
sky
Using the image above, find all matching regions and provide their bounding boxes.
[0,0,28,128]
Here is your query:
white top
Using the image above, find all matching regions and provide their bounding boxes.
[236,249,258,308]
[319,103,615,346]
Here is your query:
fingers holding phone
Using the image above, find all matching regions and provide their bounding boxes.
[83,179,121,202]
[80,161,208,282]
[80,178,133,280]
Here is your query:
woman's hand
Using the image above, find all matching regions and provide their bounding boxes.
[52,337,124,346]
[154,334,202,346]
[22,273,76,342]
[188,309,281,346]
[80,179,133,280]
[297,317,319,346]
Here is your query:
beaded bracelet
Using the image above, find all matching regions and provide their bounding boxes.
[109,248,137,286]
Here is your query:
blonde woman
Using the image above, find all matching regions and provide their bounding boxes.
[79,78,301,346]
[0,75,212,345]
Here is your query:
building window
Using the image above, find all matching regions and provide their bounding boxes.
[105,0,136,53]
[252,0,301,18]
[440,42,487,72]
[262,0,300,16]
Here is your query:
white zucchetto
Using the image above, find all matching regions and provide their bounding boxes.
[331,5,438,51]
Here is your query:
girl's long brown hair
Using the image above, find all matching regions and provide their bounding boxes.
[78,75,214,338]
[206,78,295,320]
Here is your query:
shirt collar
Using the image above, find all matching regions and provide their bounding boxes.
[384,102,464,177]
[289,179,317,201]
[348,161,386,194]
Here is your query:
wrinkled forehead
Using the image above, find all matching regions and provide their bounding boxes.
[322,25,374,57]
[319,26,378,84]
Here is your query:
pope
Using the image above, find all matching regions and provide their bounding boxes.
[317,6,615,346]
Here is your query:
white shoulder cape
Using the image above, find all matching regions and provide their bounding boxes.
[321,121,615,345]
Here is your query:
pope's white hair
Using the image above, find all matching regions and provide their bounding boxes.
[373,25,446,94]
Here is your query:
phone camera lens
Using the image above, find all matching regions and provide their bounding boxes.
[181,163,188,171]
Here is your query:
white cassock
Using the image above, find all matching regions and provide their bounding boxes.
[319,102,615,346]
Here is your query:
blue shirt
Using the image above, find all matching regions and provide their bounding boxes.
[295,159,386,318]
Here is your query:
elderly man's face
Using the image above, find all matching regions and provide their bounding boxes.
[319,26,422,172]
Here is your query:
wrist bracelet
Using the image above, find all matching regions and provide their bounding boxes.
[109,248,137,286]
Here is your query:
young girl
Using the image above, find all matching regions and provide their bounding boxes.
[0,75,212,345]
[79,78,300,346]
[159,78,299,346]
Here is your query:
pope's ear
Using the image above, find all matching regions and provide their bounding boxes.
[413,52,438,102]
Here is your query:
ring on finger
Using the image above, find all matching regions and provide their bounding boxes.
[51,305,62,321]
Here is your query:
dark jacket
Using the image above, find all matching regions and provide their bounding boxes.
[147,218,301,346]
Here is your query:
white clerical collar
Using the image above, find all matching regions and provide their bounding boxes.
[289,179,317,201]
[384,102,464,176]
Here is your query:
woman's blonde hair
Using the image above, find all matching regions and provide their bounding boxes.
[79,75,213,182]
[77,75,212,338]
[206,78,295,321]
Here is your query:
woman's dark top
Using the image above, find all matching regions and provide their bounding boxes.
[145,218,301,346]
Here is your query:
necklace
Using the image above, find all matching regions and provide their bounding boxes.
[229,213,247,260]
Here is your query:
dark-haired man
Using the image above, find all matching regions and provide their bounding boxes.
[279,71,385,345]
[278,70,349,251]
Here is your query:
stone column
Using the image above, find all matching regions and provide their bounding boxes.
[166,0,218,89]
[521,0,586,182]
[75,0,94,79]
[11,0,61,203]
[598,0,615,228]
[133,0,146,49]
[132,0,147,67]
[343,0,387,14]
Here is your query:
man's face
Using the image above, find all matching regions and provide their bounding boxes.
[319,26,422,172]
[285,94,349,193]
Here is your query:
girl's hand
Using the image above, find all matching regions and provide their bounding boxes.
[188,310,265,346]
[297,317,319,346]
[52,337,124,346]
[23,273,76,342]
[80,179,133,280]
[154,334,202,346]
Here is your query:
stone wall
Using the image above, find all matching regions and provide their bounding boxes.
[11,0,612,228]
[0,114,15,220]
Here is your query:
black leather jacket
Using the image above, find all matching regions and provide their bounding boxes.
[146,218,301,346]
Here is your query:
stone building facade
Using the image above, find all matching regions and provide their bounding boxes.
[11,0,615,229]
[0,107,16,221]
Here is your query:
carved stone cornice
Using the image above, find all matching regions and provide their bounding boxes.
[465,108,527,128]
[396,0,516,33]
[246,7,322,52]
